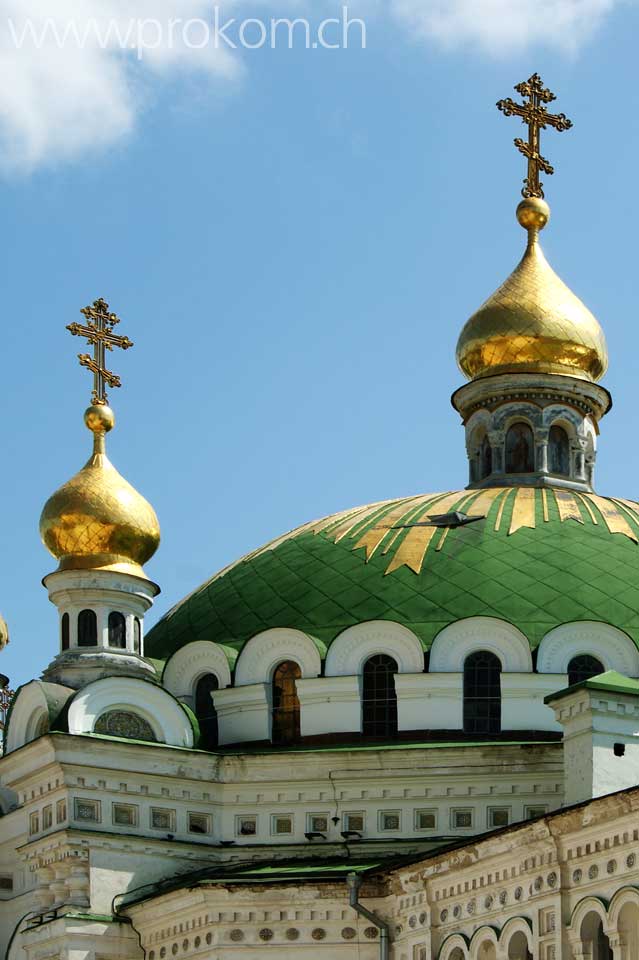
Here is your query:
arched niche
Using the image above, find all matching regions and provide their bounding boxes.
[67,676,195,747]
[469,927,499,960]
[234,628,323,686]
[438,934,469,960]
[608,887,639,956]
[537,622,639,677]
[3,680,73,755]
[429,617,533,673]
[500,919,533,960]
[325,621,423,677]
[162,640,233,702]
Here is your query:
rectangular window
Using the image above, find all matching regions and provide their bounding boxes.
[188,812,210,835]
[488,807,510,829]
[414,809,437,831]
[344,812,365,834]
[56,799,67,823]
[150,808,175,831]
[42,805,53,830]
[413,947,427,960]
[271,815,293,836]
[74,798,100,823]
[452,808,473,829]
[307,813,329,834]
[29,812,39,836]
[113,803,138,827]
[525,805,548,820]
[379,810,401,832]
[236,815,257,837]
[0,875,13,891]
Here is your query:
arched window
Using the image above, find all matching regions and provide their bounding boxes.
[61,613,70,651]
[133,618,141,654]
[568,654,604,686]
[505,422,534,473]
[507,931,532,960]
[549,424,570,476]
[362,654,398,738]
[108,612,126,649]
[77,609,97,647]
[195,673,219,749]
[94,710,156,742]
[272,660,301,745]
[479,435,493,479]
[463,651,501,735]
[580,911,613,960]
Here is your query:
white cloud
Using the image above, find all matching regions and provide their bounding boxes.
[388,0,618,56]
[0,0,623,173]
[0,0,240,172]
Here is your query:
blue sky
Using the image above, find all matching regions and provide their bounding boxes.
[1,0,638,687]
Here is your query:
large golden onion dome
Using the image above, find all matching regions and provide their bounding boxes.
[40,405,160,579]
[456,198,608,382]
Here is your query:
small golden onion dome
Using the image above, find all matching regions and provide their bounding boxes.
[39,405,160,578]
[456,198,608,382]
[0,614,8,649]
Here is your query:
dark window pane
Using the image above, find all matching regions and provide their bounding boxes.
[272,660,301,745]
[108,612,126,649]
[362,655,398,738]
[77,609,97,647]
[133,618,141,653]
[549,424,570,476]
[480,435,492,479]
[568,654,604,686]
[463,650,501,735]
[61,613,70,651]
[505,422,534,473]
[195,673,219,749]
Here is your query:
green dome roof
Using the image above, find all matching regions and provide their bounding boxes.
[146,487,639,662]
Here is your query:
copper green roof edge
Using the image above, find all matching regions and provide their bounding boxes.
[62,913,120,924]
[41,730,557,757]
[545,669,639,704]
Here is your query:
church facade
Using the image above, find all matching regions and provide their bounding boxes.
[2,76,639,959]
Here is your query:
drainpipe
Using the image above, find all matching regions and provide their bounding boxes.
[347,872,390,960]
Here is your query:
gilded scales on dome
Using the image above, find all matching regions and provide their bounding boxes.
[39,299,160,579]
[456,75,608,383]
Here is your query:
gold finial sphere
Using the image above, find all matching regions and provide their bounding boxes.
[517,197,550,232]
[84,404,115,434]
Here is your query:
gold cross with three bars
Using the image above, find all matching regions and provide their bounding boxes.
[497,73,573,199]
[67,298,133,406]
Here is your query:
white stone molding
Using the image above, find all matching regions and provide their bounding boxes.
[325,621,424,677]
[214,683,270,744]
[438,934,470,960]
[469,926,499,960]
[493,403,543,432]
[162,641,232,704]
[296,676,361,737]
[4,681,73,754]
[501,674,563,731]
[394,674,463,731]
[67,676,194,747]
[498,918,533,956]
[429,618,533,673]
[568,896,612,940]
[234,628,323,687]
[608,886,639,928]
[537,622,639,677]
[542,405,584,437]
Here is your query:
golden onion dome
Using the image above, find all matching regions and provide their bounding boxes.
[0,614,8,650]
[40,405,160,579]
[456,198,608,383]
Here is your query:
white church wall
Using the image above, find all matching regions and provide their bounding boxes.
[215,682,270,743]
[325,621,424,676]
[501,673,562,730]
[395,674,462,730]
[296,676,361,736]
[429,618,533,673]
[234,629,323,686]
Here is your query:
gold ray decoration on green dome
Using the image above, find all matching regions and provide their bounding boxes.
[185,487,639,590]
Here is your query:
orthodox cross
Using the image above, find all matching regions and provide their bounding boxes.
[497,73,572,199]
[67,299,133,405]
